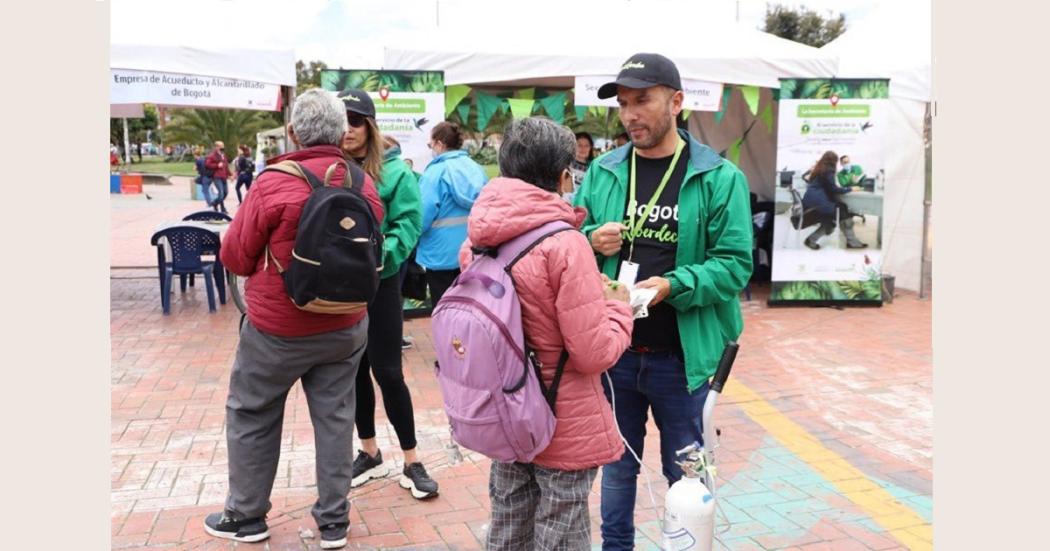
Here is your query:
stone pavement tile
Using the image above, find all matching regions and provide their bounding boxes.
[111,187,931,551]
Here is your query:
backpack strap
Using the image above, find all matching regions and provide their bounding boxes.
[264,160,325,190]
[503,221,576,271]
[503,221,576,416]
[324,160,367,193]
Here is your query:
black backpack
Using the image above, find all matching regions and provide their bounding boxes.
[263,160,383,315]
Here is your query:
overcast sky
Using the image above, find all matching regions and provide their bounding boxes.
[112,0,882,68]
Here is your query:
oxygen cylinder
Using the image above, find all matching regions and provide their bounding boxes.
[660,476,715,551]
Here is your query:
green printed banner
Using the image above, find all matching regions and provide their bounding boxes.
[374,98,427,114]
[770,78,891,305]
[797,104,871,118]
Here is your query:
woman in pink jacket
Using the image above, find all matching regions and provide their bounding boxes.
[459,117,634,550]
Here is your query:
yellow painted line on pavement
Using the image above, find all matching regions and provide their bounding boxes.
[724,381,933,550]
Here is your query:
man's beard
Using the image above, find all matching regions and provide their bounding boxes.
[630,108,675,151]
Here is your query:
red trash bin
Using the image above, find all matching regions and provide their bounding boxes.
[121,173,143,194]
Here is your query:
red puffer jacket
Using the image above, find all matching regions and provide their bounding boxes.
[205,150,230,179]
[459,178,632,471]
[220,145,385,337]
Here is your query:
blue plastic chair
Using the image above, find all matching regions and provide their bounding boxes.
[150,225,227,314]
[180,211,231,293]
[182,210,232,223]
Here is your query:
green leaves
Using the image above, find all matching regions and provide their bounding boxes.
[162,109,277,153]
[772,280,882,301]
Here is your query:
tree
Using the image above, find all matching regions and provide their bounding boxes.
[763,4,846,48]
[162,108,276,159]
[110,104,160,160]
[296,60,328,94]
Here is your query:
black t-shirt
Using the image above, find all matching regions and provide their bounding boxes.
[618,146,690,351]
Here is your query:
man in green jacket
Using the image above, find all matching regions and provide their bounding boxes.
[573,53,753,550]
[837,154,865,188]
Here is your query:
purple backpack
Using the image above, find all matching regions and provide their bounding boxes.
[431,221,574,463]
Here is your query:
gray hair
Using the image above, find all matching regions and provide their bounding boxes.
[498,117,575,192]
[290,88,348,147]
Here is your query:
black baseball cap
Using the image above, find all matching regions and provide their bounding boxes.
[597,53,682,99]
[338,88,376,118]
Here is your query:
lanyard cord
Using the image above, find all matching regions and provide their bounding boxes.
[627,138,685,261]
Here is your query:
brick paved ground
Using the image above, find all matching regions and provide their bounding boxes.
[111,183,931,550]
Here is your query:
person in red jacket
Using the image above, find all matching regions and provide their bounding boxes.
[459,117,633,550]
[205,89,385,550]
[204,140,231,213]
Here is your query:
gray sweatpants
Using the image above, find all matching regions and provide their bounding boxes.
[224,319,368,527]
[486,461,598,551]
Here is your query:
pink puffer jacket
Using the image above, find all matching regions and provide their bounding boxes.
[459,178,632,471]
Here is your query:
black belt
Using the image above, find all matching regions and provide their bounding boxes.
[628,345,675,355]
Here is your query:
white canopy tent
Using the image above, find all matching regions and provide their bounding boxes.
[384,17,837,88]
[111,45,297,88]
[822,1,932,293]
[110,44,297,163]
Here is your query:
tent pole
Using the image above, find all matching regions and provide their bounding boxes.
[122,117,132,165]
[919,101,933,299]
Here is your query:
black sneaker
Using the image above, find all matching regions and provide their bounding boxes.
[804,239,821,250]
[350,449,390,488]
[400,462,439,500]
[203,511,269,543]
[319,522,348,549]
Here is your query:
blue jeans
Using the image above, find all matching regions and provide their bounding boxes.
[198,176,215,206]
[211,177,228,206]
[600,350,709,551]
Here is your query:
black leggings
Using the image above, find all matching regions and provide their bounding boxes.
[355,273,417,450]
[235,173,252,203]
[425,268,460,306]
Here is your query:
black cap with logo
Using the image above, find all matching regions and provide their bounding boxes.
[338,88,376,118]
[597,53,682,99]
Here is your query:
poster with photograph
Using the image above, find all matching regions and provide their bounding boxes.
[320,69,445,173]
[769,79,890,304]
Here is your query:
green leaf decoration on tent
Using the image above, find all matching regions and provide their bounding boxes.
[681,109,692,121]
[778,79,798,100]
[727,137,743,165]
[515,88,535,100]
[537,92,567,124]
[444,84,472,117]
[759,102,774,134]
[476,92,504,132]
[741,85,761,116]
[714,87,732,124]
[507,98,536,119]
[574,105,588,121]
[408,72,443,93]
[455,102,471,127]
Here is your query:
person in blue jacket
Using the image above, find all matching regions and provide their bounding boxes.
[417,121,488,304]
[802,151,868,250]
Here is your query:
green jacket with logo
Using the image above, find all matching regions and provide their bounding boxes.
[573,129,753,391]
[378,146,423,280]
